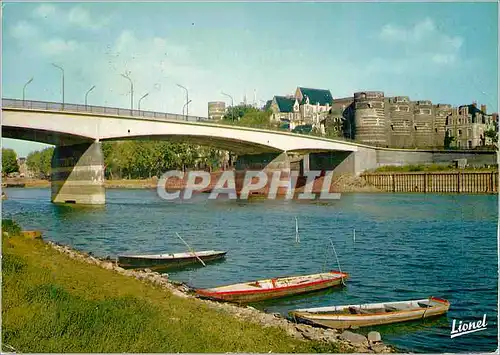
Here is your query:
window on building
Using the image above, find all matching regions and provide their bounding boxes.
[414,126,417,131]
[435,128,438,133]
[468,141,472,149]
[458,129,462,136]
[391,124,394,131]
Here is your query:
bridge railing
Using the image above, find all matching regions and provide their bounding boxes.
[2,98,359,144]
[2,98,211,123]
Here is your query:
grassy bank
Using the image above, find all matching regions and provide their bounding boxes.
[370,164,497,173]
[2,227,344,353]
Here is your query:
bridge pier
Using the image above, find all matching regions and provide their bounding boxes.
[309,151,354,175]
[235,152,291,172]
[234,152,293,196]
[51,142,105,205]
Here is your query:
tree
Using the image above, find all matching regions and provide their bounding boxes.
[484,128,498,144]
[322,110,345,138]
[26,147,54,178]
[100,140,229,179]
[222,104,260,122]
[2,149,19,175]
[238,109,276,129]
[444,130,455,149]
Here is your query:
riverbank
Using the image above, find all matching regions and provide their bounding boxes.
[2,227,394,353]
[3,174,380,193]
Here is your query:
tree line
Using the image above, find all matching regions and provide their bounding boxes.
[22,143,228,180]
[2,149,20,175]
[102,141,228,179]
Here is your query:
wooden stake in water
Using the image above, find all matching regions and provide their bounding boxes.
[353,228,356,243]
[175,232,206,267]
[295,217,300,243]
[329,239,346,286]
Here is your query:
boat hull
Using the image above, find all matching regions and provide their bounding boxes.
[118,251,227,271]
[197,271,348,303]
[291,297,450,329]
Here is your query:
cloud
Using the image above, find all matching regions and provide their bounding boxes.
[10,20,38,39]
[67,6,108,30]
[39,38,82,56]
[88,30,209,111]
[370,17,464,74]
[30,3,109,31]
[32,4,57,19]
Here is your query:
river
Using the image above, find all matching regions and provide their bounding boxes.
[2,188,498,353]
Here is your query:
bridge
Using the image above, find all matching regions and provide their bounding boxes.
[5,99,492,204]
[2,99,367,204]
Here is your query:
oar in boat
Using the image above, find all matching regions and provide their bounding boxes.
[175,232,206,267]
[329,239,346,286]
[295,216,300,244]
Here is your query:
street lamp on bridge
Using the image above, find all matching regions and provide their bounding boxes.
[85,85,96,107]
[182,99,192,120]
[177,83,189,120]
[138,92,149,111]
[51,63,65,108]
[121,72,134,110]
[221,91,234,121]
[22,77,34,104]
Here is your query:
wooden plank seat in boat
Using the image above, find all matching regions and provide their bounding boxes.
[384,304,412,312]
[359,308,386,314]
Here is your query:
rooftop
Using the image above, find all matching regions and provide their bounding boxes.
[274,96,296,113]
[297,87,333,106]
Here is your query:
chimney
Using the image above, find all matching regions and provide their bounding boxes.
[481,104,487,114]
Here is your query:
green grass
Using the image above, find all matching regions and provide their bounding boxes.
[371,164,497,173]
[2,231,346,353]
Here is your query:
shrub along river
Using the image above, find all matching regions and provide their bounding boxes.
[3,188,497,353]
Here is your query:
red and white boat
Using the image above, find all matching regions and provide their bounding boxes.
[196,270,348,303]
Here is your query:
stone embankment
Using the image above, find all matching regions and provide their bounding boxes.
[46,240,394,353]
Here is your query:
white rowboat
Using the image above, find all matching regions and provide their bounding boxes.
[290,297,450,329]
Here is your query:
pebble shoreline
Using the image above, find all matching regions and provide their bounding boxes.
[45,240,395,353]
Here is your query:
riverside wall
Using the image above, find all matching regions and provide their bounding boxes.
[307,148,496,177]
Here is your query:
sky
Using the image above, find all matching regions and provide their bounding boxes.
[2,1,498,157]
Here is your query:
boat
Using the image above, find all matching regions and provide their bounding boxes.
[195,270,348,303]
[289,297,450,329]
[117,250,227,271]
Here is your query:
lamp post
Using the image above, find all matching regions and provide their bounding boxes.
[182,99,192,120]
[121,72,134,110]
[221,91,234,121]
[138,92,149,111]
[85,85,96,108]
[51,63,64,108]
[22,77,34,104]
[177,84,189,119]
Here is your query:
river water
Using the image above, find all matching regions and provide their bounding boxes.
[2,188,498,353]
